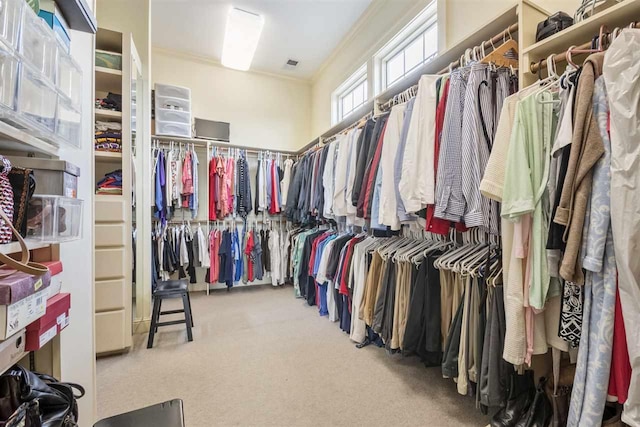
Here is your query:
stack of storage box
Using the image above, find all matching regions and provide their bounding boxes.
[0,0,83,148]
[0,261,71,373]
[154,83,192,138]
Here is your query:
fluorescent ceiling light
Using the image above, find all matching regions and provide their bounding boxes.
[221,8,264,71]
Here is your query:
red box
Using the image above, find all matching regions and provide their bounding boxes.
[25,293,70,351]
[41,261,63,277]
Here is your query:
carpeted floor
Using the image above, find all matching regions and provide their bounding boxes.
[97,286,490,426]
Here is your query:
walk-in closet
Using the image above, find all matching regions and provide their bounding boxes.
[0,0,639,426]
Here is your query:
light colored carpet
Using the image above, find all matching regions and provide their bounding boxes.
[97,286,490,426]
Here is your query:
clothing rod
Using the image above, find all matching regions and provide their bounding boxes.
[152,135,298,155]
[298,22,518,154]
[528,22,639,74]
[379,24,518,112]
[209,217,285,223]
[528,41,593,73]
[152,140,297,157]
[435,22,519,75]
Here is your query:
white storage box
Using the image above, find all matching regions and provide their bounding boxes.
[156,121,191,138]
[0,288,47,339]
[57,50,82,106]
[156,108,191,125]
[0,0,23,51]
[56,93,81,148]
[16,62,58,134]
[26,195,83,243]
[0,48,19,111]
[156,95,191,112]
[19,7,57,84]
[155,83,191,100]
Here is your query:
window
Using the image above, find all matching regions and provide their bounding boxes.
[332,64,368,125]
[375,2,438,92]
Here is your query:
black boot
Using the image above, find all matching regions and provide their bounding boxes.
[491,370,536,427]
[514,377,553,427]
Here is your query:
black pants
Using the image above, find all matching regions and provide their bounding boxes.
[402,256,442,366]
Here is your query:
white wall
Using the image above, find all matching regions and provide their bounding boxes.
[310,0,580,138]
[58,5,97,423]
[152,49,312,152]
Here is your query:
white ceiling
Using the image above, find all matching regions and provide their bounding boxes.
[151,0,373,79]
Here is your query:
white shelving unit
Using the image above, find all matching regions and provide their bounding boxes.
[95,109,123,120]
[93,28,134,356]
[520,0,640,87]
[0,121,59,156]
[0,241,51,255]
[95,66,123,94]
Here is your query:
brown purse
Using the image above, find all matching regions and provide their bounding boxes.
[0,207,48,279]
[546,348,576,427]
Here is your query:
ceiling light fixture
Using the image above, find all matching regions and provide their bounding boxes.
[221,7,264,71]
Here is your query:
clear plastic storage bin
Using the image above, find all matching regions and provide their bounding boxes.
[56,93,81,148]
[154,83,191,100]
[57,51,82,106]
[17,62,57,134]
[155,108,191,125]
[0,0,23,50]
[155,95,191,112]
[0,48,19,111]
[156,121,191,138]
[18,7,57,84]
[26,195,83,243]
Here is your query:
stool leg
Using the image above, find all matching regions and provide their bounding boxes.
[187,292,194,327]
[155,298,163,332]
[147,296,161,349]
[182,293,193,342]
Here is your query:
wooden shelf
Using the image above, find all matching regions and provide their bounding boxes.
[0,241,50,255]
[523,0,640,62]
[96,29,123,54]
[56,0,97,34]
[95,67,123,94]
[95,151,123,162]
[94,193,124,200]
[95,110,122,120]
[0,121,59,157]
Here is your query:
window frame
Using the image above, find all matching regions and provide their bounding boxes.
[331,63,368,125]
[374,1,438,94]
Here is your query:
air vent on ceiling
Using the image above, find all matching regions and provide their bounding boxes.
[286,59,299,66]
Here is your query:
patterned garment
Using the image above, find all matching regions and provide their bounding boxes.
[559,281,583,347]
[567,76,617,427]
[435,69,468,222]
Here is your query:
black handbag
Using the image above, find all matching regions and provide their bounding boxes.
[0,366,84,427]
[536,12,574,42]
[2,401,41,427]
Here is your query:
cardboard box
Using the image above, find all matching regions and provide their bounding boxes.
[0,270,51,305]
[26,293,70,351]
[0,288,48,340]
[41,261,63,300]
[41,261,63,277]
[0,330,26,374]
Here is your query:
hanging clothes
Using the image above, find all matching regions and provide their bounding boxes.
[181,150,193,208]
